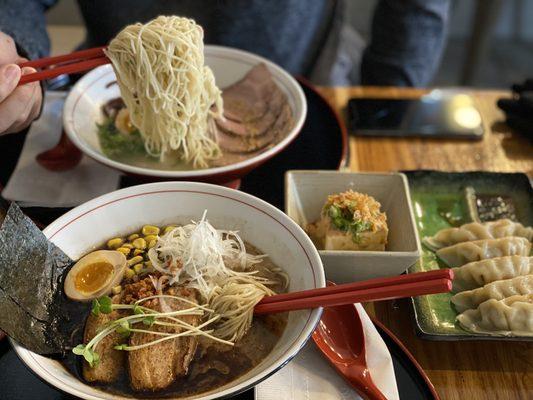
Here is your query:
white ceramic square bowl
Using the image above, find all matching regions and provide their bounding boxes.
[285,170,421,283]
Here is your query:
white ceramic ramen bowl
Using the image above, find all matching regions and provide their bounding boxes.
[12,182,324,400]
[63,45,307,184]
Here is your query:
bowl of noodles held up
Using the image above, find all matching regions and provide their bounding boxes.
[12,181,324,399]
[63,17,306,184]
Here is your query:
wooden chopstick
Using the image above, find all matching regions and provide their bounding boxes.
[254,277,452,315]
[259,268,453,305]
[15,46,110,86]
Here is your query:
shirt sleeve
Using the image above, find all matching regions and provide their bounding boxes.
[0,0,57,59]
[361,0,451,87]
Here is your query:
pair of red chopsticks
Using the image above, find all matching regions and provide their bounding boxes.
[254,268,453,315]
[16,46,109,86]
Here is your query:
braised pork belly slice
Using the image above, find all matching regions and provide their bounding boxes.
[82,294,125,384]
[127,284,201,392]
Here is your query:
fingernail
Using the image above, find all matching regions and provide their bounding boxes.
[21,66,36,75]
[3,65,20,82]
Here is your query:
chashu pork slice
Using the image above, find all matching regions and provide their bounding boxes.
[128,287,200,392]
[217,84,287,138]
[222,63,277,123]
[83,294,125,383]
[216,103,293,154]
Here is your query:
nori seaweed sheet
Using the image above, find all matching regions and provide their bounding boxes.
[0,203,87,355]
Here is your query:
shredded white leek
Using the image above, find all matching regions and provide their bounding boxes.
[148,211,264,299]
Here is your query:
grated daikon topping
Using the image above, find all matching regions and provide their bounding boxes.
[147,211,264,300]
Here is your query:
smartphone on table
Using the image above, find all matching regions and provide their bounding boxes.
[348,90,484,139]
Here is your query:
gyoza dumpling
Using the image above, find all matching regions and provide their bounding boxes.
[423,219,533,251]
[456,294,533,336]
[452,256,533,292]
[436,237,531,267]
[451,275,533,312]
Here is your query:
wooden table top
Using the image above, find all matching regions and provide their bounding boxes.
[315,86,533,400]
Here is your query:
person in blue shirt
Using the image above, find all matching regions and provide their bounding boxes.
[0,0,450,136]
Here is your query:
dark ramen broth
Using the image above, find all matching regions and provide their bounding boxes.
[60,235,288,398]
[62,314,286,398]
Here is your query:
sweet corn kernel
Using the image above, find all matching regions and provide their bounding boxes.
[116,247,131,256]
[125,268,135,279]
[127,256,144,266]
[112,285,122,295]
[144,234,158,242]
[163,225,176,235]
[127,233,140,241]
[132,238,147,250]
[133,248,144,256]
[142,225,160,236]
[107,238,123,249]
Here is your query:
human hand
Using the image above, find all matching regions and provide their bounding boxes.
[0,31,42,135]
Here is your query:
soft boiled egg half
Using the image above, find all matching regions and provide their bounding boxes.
[64,250,126,301]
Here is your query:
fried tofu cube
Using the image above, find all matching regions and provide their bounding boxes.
[307,190,388,251]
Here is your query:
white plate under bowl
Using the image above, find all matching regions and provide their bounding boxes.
[285,170,421,283]
[12,182,324,400]
[63,45,307,180]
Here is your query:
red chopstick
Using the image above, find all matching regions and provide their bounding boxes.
[259,269,453,305]
[16,46,110,86]
[254,270,453,315]
[18,46,107,69]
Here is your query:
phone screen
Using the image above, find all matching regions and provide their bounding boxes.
[348,92,484,139]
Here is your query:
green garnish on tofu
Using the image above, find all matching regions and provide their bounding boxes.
[327,205,372,242]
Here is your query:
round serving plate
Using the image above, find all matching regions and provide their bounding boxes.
[62,45,307,184]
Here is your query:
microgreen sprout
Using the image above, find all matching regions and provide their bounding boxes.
[115,320,131,337]
[91,296,113,316]
[72,344,100,367]
[142,315,155,326]
[73,294,233,368]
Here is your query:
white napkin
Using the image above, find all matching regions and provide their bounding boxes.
[2,91,121,207]
[256,303,399,400]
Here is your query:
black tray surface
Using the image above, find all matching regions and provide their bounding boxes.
[0,82,433,399]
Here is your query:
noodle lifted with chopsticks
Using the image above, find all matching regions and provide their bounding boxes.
[105,16,223,167]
